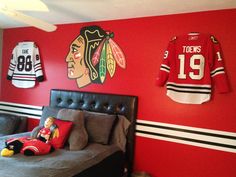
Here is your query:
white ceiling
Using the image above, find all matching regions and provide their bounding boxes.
[0,0,236,29]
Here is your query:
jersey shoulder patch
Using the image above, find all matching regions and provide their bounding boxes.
[169,36,177,44]
[170,36,177,42]
[210,35,218,44]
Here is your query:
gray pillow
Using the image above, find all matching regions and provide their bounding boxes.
[110,115,131,152]
[83,111,116,145]
[40,106,61,126]
[0,113,21,135]
[57,109,88,150]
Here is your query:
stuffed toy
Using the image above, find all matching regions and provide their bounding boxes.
[1,139,23,157]
[1,117,57,157]
[37,117,58,143]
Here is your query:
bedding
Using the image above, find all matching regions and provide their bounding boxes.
[0,136,121,177]
[0,89,138,177]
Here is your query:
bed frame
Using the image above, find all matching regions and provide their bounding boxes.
[49,89,138,177]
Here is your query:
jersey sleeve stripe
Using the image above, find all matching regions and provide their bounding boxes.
[34,63,42,67]
[161,64,170,70]
[35,68,43,73]
[9,68,15,72]
[10,63,16,67]
[34,65,42,70]
[211,67,225,77]
[211,71,225,77]
[160,68,170,73]
[160,64,170,73]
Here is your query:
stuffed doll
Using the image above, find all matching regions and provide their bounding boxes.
[37,117,57,143]
[1,117,57,157]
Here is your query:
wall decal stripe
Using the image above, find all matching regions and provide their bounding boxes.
[137,122,236,140]
[136,120,236,153]
[0,101,42,119]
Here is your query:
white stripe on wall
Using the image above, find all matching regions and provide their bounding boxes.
[136,119,236,153]
[0,101,42,119]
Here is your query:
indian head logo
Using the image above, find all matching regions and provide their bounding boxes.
[66,25,126,88]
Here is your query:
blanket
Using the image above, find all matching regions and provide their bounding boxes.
[0,134,121,177]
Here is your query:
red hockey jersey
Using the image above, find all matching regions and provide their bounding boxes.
[156,33,229,104]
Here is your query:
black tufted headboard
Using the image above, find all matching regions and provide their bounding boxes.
[49,89,138,176]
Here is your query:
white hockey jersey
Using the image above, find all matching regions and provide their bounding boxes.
[156,33,229,104]
[7,42,44,88]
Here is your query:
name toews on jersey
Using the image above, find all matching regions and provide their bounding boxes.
[7,42,44,88]
[156,33,229,104]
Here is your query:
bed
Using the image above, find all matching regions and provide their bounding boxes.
[0,89,138,177]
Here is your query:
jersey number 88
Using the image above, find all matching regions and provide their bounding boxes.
[17,55,33,72]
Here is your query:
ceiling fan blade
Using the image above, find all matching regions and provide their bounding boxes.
[1,9,57,32]
[0,0,49,11]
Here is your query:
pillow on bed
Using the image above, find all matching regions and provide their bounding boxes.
[40,106,62,126]
[83,111,117,145]
[49,119,73,149]
[110,115,131,152]
[31,118,74,149]
[57,109,88,151]
[0,113,21,135]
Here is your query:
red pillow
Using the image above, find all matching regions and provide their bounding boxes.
[49,119,73,149]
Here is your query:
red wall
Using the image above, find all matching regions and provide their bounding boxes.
[1,9,236,177]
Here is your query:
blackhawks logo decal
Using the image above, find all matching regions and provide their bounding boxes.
[66,25,126,88]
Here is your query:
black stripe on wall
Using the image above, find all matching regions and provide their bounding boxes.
[0,103,42,111]
[136,122,236,140]
[0,109,42,118]
[0,102,42,118]
[136,121,236,152]
[136,130,236,150]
